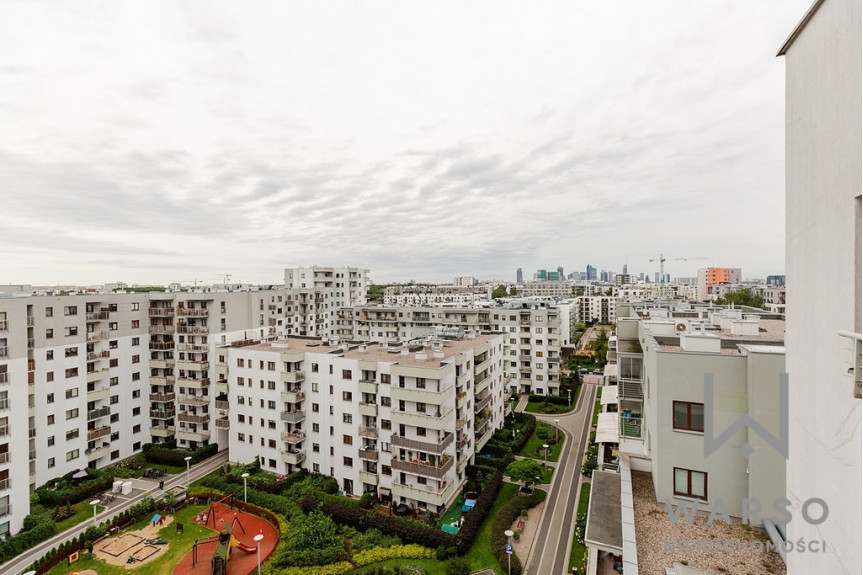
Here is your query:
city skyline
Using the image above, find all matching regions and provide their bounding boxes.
[0,1,808,285]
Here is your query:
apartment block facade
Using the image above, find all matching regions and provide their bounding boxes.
[283,267,369,339]
[218,333,506,513]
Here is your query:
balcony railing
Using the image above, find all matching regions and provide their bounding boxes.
[0,373,6,384]
[87,426,112,441]
[620,412,642,439]
[150,408,176,419]
[178,395,208,406]
[149,392,176,403]
[148,307,176,316]
[215,417,230,429]
[358,425,378,438]
[0,503,10,517]
[392,455,454,480]
[474,393,492,413]
[280,410,306,424]
[619,377,643,400]
[0,452,9,464]
[177,308,209,317]
[280,450,305,466]
[0,478,10,491]
[149,342,176,351]
[391,432,453,454]
[178,413,210,424]
[87,406,111,421]
[358,448,379,461]
[215,400,230,411]
[281,430,305,444]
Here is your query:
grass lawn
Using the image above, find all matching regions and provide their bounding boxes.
[592,399,601,426]
[466,482,520,574]
[45,504,211,575]
[132,462,186,478]
[524,401,570,414]
[29,502,107,533]
[519,424,566,462]
[568,482,592,573]
[350,558,448,574]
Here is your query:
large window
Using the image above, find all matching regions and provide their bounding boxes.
[673,401,704,432]
[673,467,707,500]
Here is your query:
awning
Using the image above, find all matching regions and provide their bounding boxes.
[72,470,88,479]
[584,470,623,554]
[600,385,618,405]
[596,412,619,444]
[378,487,391,496]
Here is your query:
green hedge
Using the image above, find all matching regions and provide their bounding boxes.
[142,442,219,467]
[491,491,544,575]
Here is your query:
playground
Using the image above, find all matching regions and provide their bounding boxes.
[91,514,175,568]
[172,496,279,575]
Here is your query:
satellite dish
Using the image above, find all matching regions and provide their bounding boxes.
[675,322,687,332]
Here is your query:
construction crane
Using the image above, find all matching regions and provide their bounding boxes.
[211,273,233,284]
[649,255,710,298]
[173,279,202,287]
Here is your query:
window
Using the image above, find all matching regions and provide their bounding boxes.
[66,449,79,461]
[311,363,319,373]
[416,402,426,414]
[65,388,78,399]
[66,429,79,440]
[110,377,118,386]
[132,372,140,381]
[535,351,544,357]
[268,439,276,448]
[132,389,141,399]
[313,443,320,452]
[237,377,245,386]
[312,423,320,432]
[132,407,141,416]
[65,408,79,420]
[46,350,53,360]
[47,393,54,403]
[109,322,118,331]
[268,400,276,410]
[64,306,77,316]
[343,456,353,467]
[46,329,53,339]
[342,413,353,424]
[312,403,319,413]
[343,434,353,445]
[380,374,390,384]
[342,369,352,379]
[382,465,391,476]
[47,435,55,446]
[380,396,391,407]
[133,441,141,450]
[237,396,245,405]
[237,358,245,367]
[109,340,118,349]
[238,433,245,442]
[673,401,704,432]
[267,381,276,390]
[131,320,139,329]
[416,427,426,437]
[342,391,352,401]
[47,371,54,382]
[45,307,53,317]
[47,457,55,468]
[267,361,276,371]
[131,302,139,311]
[109,358,119,368]
[133,424,141,433]
[238,414,245,423]
[132,355,140,364]
[110,395,119,404]
[47,414,54,425]
[673,467,707,500]
[416,378,426,389]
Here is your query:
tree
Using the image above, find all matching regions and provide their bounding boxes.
[492,284,508,298]
[714,288,764,309]
[367,284,384,302]
[509,286,519,296]
[506,459,544,491]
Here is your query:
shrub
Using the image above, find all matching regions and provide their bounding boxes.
[490,490,543,575]
[353,544,435,567]
[446,556,472,575]
[352,528,402,551]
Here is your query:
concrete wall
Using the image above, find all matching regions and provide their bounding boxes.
[783,0,862,572]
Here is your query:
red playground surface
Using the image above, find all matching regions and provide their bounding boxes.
[173,502,279,575]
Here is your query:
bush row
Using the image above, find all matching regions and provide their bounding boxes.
[0,515,56,564]
[142,442,219,467]
[353,544,435,566]
[198,474,303,521]
[36,476,115,508]
[491,491,544,575]
[455,470,503,554]
[528,393,571,406]
[224,467,307,494]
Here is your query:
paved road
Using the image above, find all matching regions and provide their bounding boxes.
[524,384,597,575]
[1,450,229,575]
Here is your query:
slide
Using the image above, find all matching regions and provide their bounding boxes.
[235,543,257,554]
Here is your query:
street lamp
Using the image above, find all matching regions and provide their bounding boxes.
[90,499,100,527]
[241,472,250,504]
[568,388,571,407]
[184,456,192,488]
[542,444,549,467]
[254,533,264,574]
[504,529,514,575]
[554,419,560,443]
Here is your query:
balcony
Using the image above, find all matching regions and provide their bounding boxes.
[177,429,211,442]
[148,358,175,370]
[176,360,209,372]
[0,399,7,411]
[0,373,6,384]
[178,412,210,424]
[392,480,456,508]
[148,307,175,316]
[474,393,492,414]
[86,331,110,342]
[87,426,112,441]
[391,408,454,431]
[177,343,209,353]
[177,308,209,317]
[178,395,208,407]
[619,377,643,400]
[358,448,379,461]
[359,402,378,417]
[150,425,176,438]
[0,452,9,464]
[475,375,492,394]
[0,478,11,491]
[0,503,10,517]
[280,410,306,424]
[86,444,110,462]
[474,357,494,375]
[176,326,209,335]
[150,392,176,403]
[87,386,110,402]
[177,377,210,390]
[281,389,305,403]
[149,375,175,386]
[281,430,305,444]
[391,432,453,454]
[86,311,110,322]
[87,406,111,421]
[87,350,110,360]
[86,368,109,383]
[456,391,469,409]
[475,426,494,450]
[359,470,378,485]
[215,399,230,411]
[391,384,454,405]
[148,325,175,335]
[150,408,176,419]
[358,379,378,394]
[215,417,230,429]
[392,455,454,480]
[280,450,305,466]
[281,371,305,384]
[358,425,378,438]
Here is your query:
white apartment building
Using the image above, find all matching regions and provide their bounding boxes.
[219,333,506,513]
[284,267,369,339]
[382,284,491,307]
[762,286,786,315]
[574,295,617,325]
[780,0,861,572]
[517,281,573,298]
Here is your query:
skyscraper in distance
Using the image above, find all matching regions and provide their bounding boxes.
[516,268,523,283]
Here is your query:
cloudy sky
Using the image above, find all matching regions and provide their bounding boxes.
[0,0,812,286]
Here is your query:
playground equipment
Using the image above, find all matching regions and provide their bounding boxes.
[192,494,252,573]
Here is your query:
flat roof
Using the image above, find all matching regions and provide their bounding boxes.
[600,385,618,405]
[585,470,623,553]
